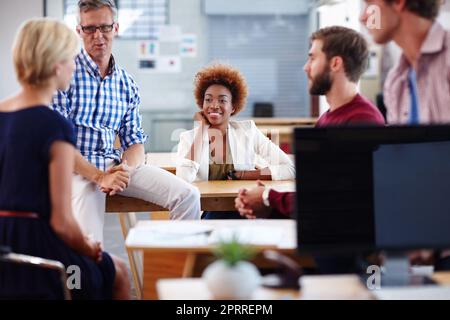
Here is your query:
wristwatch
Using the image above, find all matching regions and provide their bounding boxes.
[262,187,272,207]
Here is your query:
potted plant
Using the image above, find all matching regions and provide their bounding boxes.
[202,237,261,299]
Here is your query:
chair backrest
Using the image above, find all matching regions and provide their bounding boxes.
[0,246,70,300]
[253,102,274,118]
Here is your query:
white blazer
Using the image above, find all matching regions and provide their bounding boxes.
[176,120,295,183]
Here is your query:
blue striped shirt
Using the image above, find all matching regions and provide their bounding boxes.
[51,49,148,170]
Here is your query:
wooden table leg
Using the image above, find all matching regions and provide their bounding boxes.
[118,212,137,238]
[143,251,195,300]
[118,213,143,299]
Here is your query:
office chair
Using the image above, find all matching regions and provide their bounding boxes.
[0,245,71,300]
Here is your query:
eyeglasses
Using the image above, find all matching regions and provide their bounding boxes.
[80,23,115,34]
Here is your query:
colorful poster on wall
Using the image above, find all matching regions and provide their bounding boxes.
[157,56,181,73]
[138,41,158,72]
[138,41,160,58]
[139,59,157,71]
[137,27,192,73]
[139,56,181,73]
[180,34,197,58]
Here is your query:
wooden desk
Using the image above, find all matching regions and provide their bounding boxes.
[157,272,450,300]
[106,180,295,213]
[157,278,300,300]
[126,219,298,300]
[251,117,317,126]
[107,180,294,299]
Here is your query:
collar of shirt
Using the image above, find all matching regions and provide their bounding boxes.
[397,22,446,72]
[79,48,118,79]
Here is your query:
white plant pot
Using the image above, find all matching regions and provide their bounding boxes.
[203,260,261,299]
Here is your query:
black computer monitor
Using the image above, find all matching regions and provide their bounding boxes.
[294,126,450,284]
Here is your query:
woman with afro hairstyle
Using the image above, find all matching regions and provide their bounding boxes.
[176,63,294,219]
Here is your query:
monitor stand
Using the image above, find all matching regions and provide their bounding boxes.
[380,252,436,287]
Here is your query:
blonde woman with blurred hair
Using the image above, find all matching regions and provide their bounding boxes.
[0,18,130,299]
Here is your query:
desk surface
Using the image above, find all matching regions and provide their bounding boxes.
[157,272,450,300]
[126,219,296,252]
[193,180,294,198]
[106,180,295,213]
[157,278,301,300]
[127,219,297,299]
[249,117,317,126]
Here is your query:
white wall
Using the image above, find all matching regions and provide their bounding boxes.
[0,0,43,99]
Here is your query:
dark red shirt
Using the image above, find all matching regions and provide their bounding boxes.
[268,189,295,218]
[316,94,385,127]
[269,94,385,218]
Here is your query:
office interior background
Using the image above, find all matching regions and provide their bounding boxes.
[0,0,449,152]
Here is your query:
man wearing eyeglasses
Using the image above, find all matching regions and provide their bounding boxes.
[52,0,201,243]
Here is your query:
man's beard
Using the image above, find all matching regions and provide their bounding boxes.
[309,66,332,95]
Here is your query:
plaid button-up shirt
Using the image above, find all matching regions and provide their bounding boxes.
[51,49,148,170]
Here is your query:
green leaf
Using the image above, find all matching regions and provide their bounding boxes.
[212,235,257,267]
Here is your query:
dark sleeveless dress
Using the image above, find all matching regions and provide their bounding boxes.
[0,106,115,299]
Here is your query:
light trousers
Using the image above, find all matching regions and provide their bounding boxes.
[72,162,201,242]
